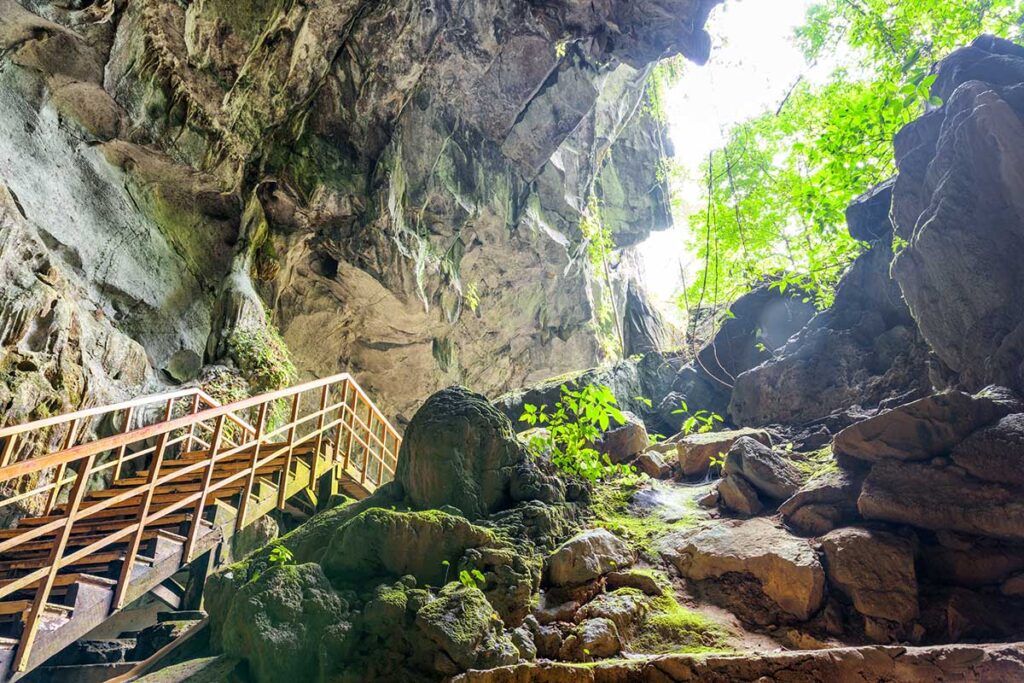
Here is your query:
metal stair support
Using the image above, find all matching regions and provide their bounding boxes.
[0,373,399,680]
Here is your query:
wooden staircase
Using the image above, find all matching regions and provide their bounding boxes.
[0,374,399,680]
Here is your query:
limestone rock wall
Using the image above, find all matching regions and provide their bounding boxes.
[0,0,720,425]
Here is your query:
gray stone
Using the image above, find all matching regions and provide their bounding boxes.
[718,474,763,517]
[952,413,1024,485]
[722,436,802,500]
[545,528,634,587]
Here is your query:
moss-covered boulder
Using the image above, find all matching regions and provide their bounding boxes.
[323,508,495,586]
[415,583,519,673]
[220,563,350,683]
[397,386,564,518]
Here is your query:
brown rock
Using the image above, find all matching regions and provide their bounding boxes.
[722,436,802,499]
[821,526,918,625]
[676,428,772,478]
[952,413,1024,485]
[834,389,1016,463]
[605,571,662,597]
[663,518,825,623]
[597,412,648,465]
[920,533,1024,587]
[858,461,1024,540]
[780,468,863,536]
[633,450,671,479]
[717,474,763,517]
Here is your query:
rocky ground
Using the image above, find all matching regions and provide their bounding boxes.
[188,36,1024,682]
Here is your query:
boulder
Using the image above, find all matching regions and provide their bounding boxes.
[633,450,671,479]
[952,413,1024,485]
[663,518,825,623]
[722,436,802,500]
[717,474,763,517]
[577,590,648,634]
[622,282,668,357]
[397,386,561,518]
[676,428,772,478]
[859,461,1024,540]
[891,37,1024,395]
[545,529,634,587]
[780,468,863,537]
[322,509,495,586]
[834,389,1017,463]
[415,584,518,671]
[220,563,350,683]
[821,527,918,625]
[597,412,648,465]
[559,618,621,660]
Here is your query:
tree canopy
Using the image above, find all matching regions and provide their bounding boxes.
[679,0,1024,311]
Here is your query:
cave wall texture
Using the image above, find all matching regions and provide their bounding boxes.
[0,0,721,427]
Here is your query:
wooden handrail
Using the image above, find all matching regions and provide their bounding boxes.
[0,371,399,675]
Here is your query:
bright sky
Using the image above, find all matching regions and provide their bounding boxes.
[636,0,820,313]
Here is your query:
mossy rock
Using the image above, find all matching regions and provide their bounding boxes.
[414,583,518,671]
[220,563,350,683]
[397,386,563,518]
[323,508,496,586]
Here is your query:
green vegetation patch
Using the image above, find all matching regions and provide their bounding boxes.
[590,478,700,558]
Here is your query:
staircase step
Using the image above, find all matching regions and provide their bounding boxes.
[0,551,127,573]
[0,515,191,539]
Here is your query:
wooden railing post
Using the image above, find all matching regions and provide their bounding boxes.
[183,415,225,562]
[13,450,98,672]
[112,399,174,608]
[277,394,301,510]
[44,419,81,515]
[183,393,201,453]
[332,381,348,463]
[111,405,137,481]
[235,402,268,533]
[310,385,330,489]
[0,434,17,468]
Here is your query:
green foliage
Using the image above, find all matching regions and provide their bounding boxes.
[268,545,294,568]
[644,55,687,124]
[671,401,723,436]
[591,479,699,558]
[227,306,298,393]
[519,384,632,482]
[683,0,1024,310]
[580,194,622,358]
[457,569,486,590]
[464,282,480,313]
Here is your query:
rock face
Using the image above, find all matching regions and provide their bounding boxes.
[820,527,918,626]
[0,0,722,422]
[833,389,1017,462]
[663,519,825,624]
[859,461,1024,541]
[397,386,563,518]
[892,35,1024,396]
[779,468,863,537]
[730,190,931,428]
[952,413,1024,485]
[660,285,816,428]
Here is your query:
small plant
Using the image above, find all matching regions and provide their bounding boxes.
[648,433,665,446]
[671,401,724,436]
[458,569,486,590]
[441,559,451,585]
[708,451,727,474]
[464,282,480,313]
[268,545,294,567]
[520,384,633,482]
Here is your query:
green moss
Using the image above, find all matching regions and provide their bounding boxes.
[226,307,297,393]
[591,478,699,558]
[788,446,838,480]
[630,582,731,655]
